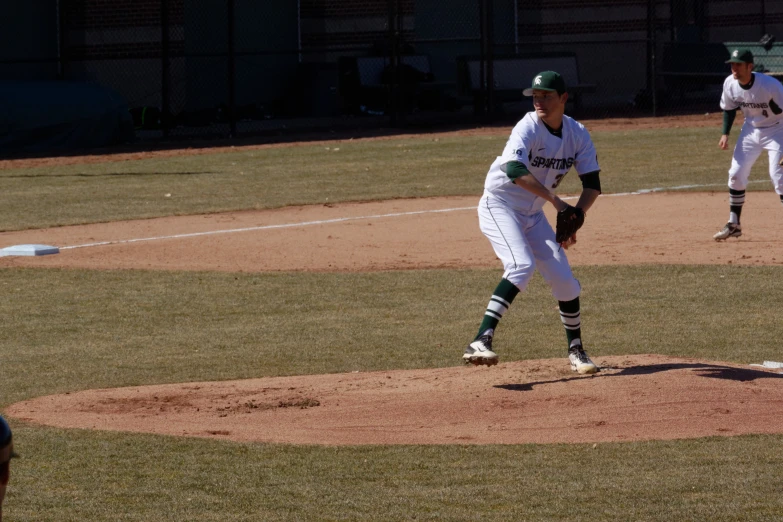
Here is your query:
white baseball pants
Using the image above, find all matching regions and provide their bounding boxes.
[478,195,580,301]
[729,122,783,195]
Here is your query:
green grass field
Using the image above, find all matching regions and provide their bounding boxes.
[0,127,772,232]
[2,125,782,521]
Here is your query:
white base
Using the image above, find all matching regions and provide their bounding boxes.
[749,361,783,369]
[0,244,60,256]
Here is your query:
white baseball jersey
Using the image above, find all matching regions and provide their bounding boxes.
[483,112,600,214]
[720,72,783,195]
[720,72,783,128]
[476,112,599,300]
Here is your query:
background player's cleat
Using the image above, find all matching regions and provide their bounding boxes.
[463,335,498,366]
[713,222,742,240]
[568,344,598,374]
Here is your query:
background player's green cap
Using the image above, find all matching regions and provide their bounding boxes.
[523,71,566,96]
[726,48,754,64]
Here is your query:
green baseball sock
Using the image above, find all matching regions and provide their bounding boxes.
[729,188,745,224]
[559,297,582,349]
[475,278,519,340]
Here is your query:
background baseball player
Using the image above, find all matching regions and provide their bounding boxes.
[463,70,602,374]
[0,415,13,522]
[714,47,783,240]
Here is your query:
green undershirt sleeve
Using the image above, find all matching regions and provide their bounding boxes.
[722,109,737,135]
[501,160,531,180]
[579,171,601,193]
[770,98,783,115]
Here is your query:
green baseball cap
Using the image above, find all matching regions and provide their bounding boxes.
[726,48,754,64]
[523,71,566,96]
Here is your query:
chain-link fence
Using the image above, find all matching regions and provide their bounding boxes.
[1,0,781,142]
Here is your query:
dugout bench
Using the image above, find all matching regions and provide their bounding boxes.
[659,41,783,101]
[456,53,596,116]
[338,55,458,115]
[724,41,783,78]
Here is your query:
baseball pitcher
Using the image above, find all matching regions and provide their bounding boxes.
[463,70,602,374]
[714,47,783,240]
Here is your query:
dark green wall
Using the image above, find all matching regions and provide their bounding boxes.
[0,1,59,80]
[185,0,299,111]
[414,0,516,82]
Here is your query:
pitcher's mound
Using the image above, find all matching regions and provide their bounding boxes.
[7,354,783,445]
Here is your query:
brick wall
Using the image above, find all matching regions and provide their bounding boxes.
[518,0,783,37]
[62,0,185,60]
[67,42,185,60]
[299,0,414,52]
[58,0,783,60]
[63,0,184,29]
[708,13,783,28]
[300,0,413,18]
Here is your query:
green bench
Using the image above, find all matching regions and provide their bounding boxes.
[724,41,783,76]
[456,52,596,116]
[659,41,783,102]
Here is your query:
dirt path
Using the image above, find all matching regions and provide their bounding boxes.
[2,192,782,272]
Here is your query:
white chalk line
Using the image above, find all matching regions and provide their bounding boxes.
[608,179,767,197]
[59,207,473,250]
[59,180,768,251]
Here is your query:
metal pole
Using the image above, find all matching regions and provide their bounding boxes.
[56,0,64,79]
[161,0,170,138]
[478,0,486,120]
[648,0,657,116]
[297,0,302,63]
[514,0,519,55]
[396,0,405,125]
[486,0,495,120]
[387,0,399,126]
[227,0,237,138]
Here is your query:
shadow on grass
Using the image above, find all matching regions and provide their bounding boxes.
[495,362,783,392]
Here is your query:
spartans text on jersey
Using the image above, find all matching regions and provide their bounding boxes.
[529,155,576,170]
[738,99,783,112]
[738,101,770,109]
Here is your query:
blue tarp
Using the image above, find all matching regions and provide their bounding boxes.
[0,81,135,156]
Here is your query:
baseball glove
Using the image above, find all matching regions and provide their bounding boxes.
[555,205,585,246]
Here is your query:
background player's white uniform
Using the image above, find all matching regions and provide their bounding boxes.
[720,72,783,195]
[478,111,600,300]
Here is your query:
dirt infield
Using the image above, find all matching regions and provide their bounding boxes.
[4,112,783,445]
[8,355,783,445]
[2,192,783,272]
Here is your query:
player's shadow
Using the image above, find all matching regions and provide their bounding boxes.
[494,362,782,392]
